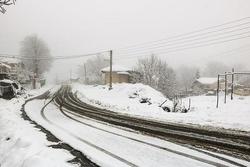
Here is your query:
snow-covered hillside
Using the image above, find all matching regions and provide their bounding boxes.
[73,83,250,132]
[73,83,173,118]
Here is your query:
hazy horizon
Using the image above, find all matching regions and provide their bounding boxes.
[1,0,250,82]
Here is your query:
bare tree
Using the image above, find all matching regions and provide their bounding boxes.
[20,35,53,88]
[135,55,177,99]
[176,66,199,93]
[0,0,16,14]
[78,55,109,84]
[136,55,158,87]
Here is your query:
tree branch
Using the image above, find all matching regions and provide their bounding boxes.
[0,0,16,14]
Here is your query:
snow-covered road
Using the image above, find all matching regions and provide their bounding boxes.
[25,97,250,167]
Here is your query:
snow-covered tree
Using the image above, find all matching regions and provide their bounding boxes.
[135,55,158,87]
[195,69,200,79]
[135,55,177,99]
[176,66,199,93]
[78,55,109,84]
[157,63,177,99]
[0,0,16,14]
[129,71,143,83]
[20,35,53,78]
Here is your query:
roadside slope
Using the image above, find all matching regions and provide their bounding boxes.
[73,83,250,132]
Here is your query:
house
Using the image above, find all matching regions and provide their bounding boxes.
[234,76,250,96]
[0,57,28,83]
[0,62,11,80]
[191,77,225,95]
[101,65,131,84]
[191,76,250,96]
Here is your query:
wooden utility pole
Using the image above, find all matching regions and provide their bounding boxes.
[109,50,113,90]
[224,72,227,104]
[216,70,250,108]
[35,59,39,89]
[216,74,220,108]
[231,68,234,100]
[32,58,39,89]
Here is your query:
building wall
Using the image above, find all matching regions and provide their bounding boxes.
[104,72,129,84]
[0,65,10,74]
[0,65,10,80]
[191,81,227,95]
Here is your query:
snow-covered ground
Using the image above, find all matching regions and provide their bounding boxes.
[1,83,250,167]
[25,95,250,167]
[0,85,74,167]
[73,83,250,132]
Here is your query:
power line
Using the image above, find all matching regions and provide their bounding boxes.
[115,26,250,55]
[114,34,250,60]
[53,50,109,60]
[116,24,250,54]
[1,17,250,61]
[0,50,109,60]
[115,44,250,63]
[115,17,250,51]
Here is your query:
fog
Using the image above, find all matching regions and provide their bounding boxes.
[1,0,250,82]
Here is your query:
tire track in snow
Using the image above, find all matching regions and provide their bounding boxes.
[54,86,247,167]
[60,86,250,166]
[22,90,99,167]
[40,93,138,167]
[62,85,250,162]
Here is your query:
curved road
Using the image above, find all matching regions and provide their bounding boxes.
[54,85,250,161]
[23,85,250,167]
[48,85,249,166]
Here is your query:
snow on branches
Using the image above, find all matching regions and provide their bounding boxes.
[0,0,16,14]
[135,54,177,99]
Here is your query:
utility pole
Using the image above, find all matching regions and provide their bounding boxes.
[32,58,39,89]
[216,74,220,108]
[224,72,227,104]
[231,68,234,100]
[35,59,39,89]
[33,44,39,89]
[109,50,113,90]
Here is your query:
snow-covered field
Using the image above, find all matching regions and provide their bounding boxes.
[0,86,74,167]
[73,83,250,132]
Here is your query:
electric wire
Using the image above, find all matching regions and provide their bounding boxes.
[1,17,250,61]
[115,25,250,54]
[114,35,250,61]
[0,50,109,60]
[115,17,250,51]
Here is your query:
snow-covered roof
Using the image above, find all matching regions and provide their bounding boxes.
[101,65,131,73]
[0,79,14,84]
[117,71,130,75]
[0,57,21,64]
[196,77,218,84]
[0,62,11,69]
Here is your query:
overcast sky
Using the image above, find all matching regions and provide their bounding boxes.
[1,0,250,82]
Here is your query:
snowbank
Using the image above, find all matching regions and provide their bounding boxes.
[73,83,174,118]
[73,83,250,132]
[0,86,73,167]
